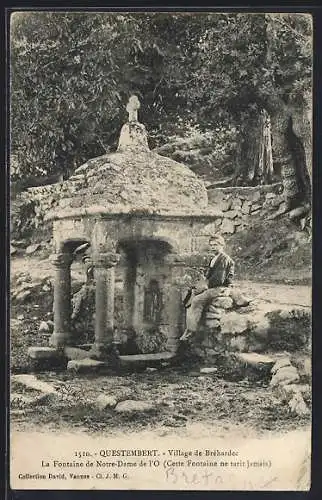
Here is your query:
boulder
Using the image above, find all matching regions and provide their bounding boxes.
[234,352,275,370]
[15,290,32,303]
[229,335,248,352]
[250,203,262,213]
[204,318,221,330]
[246,190,261,202]
[67,358,105,373]
[241,201,251,214]
[213,297,234,309]
[15,273,32,285]
[225,210,239,219]
[25,243,41,255]
[38,321,50,333]
[12,374,57,395]
[205,311,222,320]
[10,245,17,256]
[231,198,243,209]
[114,400,155,413]
[270,365,300,387]
[273,383,311,404]
[271,357,292,374]
[220,219,235,234]
[288,391,310,416]
[207,305,223,314]
[230,290,250,308]
[95,394,117,410]
[220,312,250,335]
[200,367,218,374]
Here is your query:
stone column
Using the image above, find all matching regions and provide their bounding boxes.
[162,255,187,354]
[132,268,145,333]
[123,262,136,330]
[90,252,120,359]
[49,252,74,348]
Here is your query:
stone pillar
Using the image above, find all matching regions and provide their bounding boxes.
[132,267,145,333]
[123,262,136,330]
[49,252,74,348]
[90,252,120,359]
[162,255,187,354]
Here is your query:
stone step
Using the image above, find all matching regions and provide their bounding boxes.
[119,352,176,371]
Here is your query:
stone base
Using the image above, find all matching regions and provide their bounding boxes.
[27,346,68,372]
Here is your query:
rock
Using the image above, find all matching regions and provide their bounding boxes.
[15,290,32,303]
[16,273,32,285]
[25,243,41,255]
[288,391,310,416]
[271,357,292,375]
[38,321,50,333]
[218,200,232,212]
[230,335,248,352]
[205,311,222,320]
[270,365,300,387]
[146,367,158,372]
[231,198,243,209]
[200,367,217,374]
[204,318,221,329]
[207,305,223,315]
[274,384,311,404]
[12,374,57,395]
[10,245,17,256]
[95,394,117,410]
[220,312,250,335]
[234,352,275,370]
[230,290,250,307]
[115,400,155,413]
[225,210,239,219]
[67,358,105,373]
[241,201,251,214]
[250,203,262,213]
[220,219,235,234]
[246,190,261,202]
[214,297,234,309]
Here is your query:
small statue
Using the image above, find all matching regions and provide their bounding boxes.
[126,95,140,123]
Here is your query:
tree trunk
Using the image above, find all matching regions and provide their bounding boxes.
[234,109,274,186]
[270,103,311,211]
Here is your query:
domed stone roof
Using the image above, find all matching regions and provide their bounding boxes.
[51,96,209,218]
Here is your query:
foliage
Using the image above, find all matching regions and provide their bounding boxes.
[155,123,239,183]
[10,12,312,182]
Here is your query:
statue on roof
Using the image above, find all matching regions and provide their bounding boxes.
[126,95,140,123]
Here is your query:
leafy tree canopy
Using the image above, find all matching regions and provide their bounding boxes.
[10,12,312,182]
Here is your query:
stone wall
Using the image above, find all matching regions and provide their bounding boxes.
[206,183,285,235]
[15,181,285,241]
[13,182,77,236]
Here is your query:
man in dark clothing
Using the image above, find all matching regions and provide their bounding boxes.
[180,235,235,341]
[205,235,235,288]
